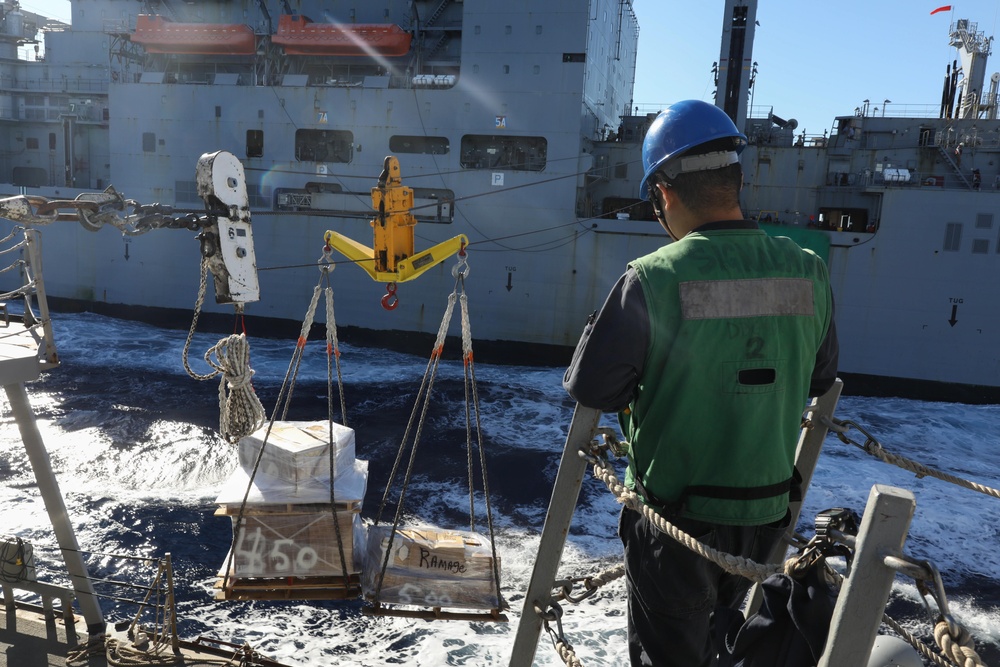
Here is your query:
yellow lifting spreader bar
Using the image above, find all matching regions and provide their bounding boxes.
[323,155,467,284]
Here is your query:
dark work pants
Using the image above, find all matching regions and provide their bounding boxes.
[618,506,788,667]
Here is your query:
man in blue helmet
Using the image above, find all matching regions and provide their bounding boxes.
[564,99,839,667]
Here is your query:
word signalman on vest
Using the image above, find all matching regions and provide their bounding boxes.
[563,100,839,667]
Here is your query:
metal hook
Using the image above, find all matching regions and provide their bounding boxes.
[317,244,335,272]
[451,245,470,279]
[381,281,399,310]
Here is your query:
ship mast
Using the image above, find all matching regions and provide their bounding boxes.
[714,0,758,131]
[949,19,995,119]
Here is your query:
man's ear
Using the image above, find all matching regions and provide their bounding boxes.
[655,182,678,212]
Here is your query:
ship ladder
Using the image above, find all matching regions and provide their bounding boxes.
[364,249,508,622]
[216,257,359,602]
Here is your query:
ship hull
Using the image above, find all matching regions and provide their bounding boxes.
[3,0,1000,402]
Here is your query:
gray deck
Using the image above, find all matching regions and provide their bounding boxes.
[1,599,292,666]
[0,602,83,667]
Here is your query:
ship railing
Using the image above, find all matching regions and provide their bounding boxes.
[3,542,181,651]
[0,73,108,94]
[1,578,76,626]
[0,226,58,370]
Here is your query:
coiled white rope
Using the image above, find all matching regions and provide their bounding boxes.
[203,333,267,444]
[181,256,266,443]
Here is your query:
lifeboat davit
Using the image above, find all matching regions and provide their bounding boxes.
[132,15,256,55]
[273,15,412,57]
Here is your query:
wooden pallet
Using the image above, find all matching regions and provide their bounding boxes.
[362,603,509,623]
[214,501,360,516]
[214,571,362,601]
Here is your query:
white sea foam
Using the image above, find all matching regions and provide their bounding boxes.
[1,313,999,665]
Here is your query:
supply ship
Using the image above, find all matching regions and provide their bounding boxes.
[1,0,999,402]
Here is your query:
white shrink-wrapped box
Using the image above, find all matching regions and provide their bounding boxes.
[362,526,501,610]
[238,420,355,487]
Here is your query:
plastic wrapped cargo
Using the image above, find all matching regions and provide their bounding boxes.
[216,458,368,510]
[237,420,355,488]
[361,526,501,610]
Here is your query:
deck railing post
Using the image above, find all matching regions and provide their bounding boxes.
[4,382,105,635]
[507,404,601,667]
[818,484,915,667]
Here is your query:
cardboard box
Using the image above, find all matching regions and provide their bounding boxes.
[238,420,355,487]
[362,526,501,609]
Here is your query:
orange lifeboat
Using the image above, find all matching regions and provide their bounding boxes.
[273,15,412,56]
[132,15,256,55]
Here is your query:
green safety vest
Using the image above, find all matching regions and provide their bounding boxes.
[621,227,832,525]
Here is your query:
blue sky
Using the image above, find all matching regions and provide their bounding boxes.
[20,0,1000,137]
[631,0,1000,136]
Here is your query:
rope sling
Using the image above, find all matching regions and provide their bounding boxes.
[219,261,356,599]
[366,250,507,621]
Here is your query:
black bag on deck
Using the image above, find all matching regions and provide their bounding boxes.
[715,565,836,667]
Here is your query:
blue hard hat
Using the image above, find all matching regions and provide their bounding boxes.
[639,100,748,199]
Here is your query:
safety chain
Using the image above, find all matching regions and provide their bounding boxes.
[818,416,1000,500]
[551,564,625,604]
[535,601,582,667]
[0,191,214,235]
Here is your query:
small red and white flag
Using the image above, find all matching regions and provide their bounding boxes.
[930,5,952,14]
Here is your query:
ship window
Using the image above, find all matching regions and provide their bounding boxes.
[943,222,962,251]
[505,25,512,35]
[247,130,264,158]
[976,213,993,229]
[614,163,628,179]
[175,180,199,203]
[48,133,56,150]
[536,25,542,35]
[275,188,311,211]
[972,239,989,254]
[26,137,39,150]
[215,106,222,118]
[503,65,510,74]
[295,129,354,163]
[142,132,156,153]
[563,53,586,63]
[12,167,47,187]
[389,135,449,155]
[460,135,547,171]
[305,182,343,194]
[412,187,455,223]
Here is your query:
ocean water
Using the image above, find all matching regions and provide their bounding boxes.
[1,310,998,666]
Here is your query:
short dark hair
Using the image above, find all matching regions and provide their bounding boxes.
[662,162,743,215]
[652,137,743,215]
